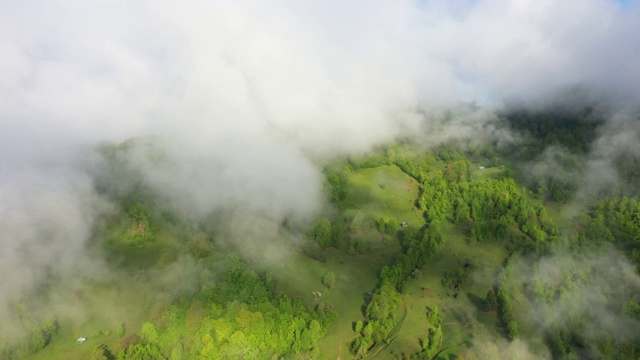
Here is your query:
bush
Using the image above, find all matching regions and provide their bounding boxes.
[322,271,336,289]
[385,218,400,236]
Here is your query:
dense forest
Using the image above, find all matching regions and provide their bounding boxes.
[3,107,640,360]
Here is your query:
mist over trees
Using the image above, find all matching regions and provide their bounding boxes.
[4,110,640,359]
[2,0,640,359]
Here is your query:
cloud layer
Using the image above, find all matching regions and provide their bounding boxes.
[2,0,639,163]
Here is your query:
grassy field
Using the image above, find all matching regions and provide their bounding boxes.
[474,166,505,180]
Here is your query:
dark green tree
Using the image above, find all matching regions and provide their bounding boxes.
[484,288,498,311]
[497,288,518,340]
[314,218,333,247]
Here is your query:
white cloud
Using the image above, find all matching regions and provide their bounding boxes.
[2,0,639,159]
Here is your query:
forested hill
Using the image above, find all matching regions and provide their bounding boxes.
[4,110,640,360]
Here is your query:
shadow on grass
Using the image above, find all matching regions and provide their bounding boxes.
[466,292,485,312]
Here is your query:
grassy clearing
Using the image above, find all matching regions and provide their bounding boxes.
[344,165,424,229]
[474,166,505,180]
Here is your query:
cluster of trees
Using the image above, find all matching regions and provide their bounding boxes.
[441,262,476,291]
[350,223,444,357]
[545,313,640,360]
[393,155,433,184]
[483,286,518,341]
[383,224,444,293]
[536,196,640,359]
[98,200,162,264]
[579,197,640,246]
[107,249,335,359]
[500,107,604,157]
[481,251,523,343]
[418,170,556,252]
[499,107,640,200]
[308,217,332,248]
[350,284,400,358]
[413,306,444,359]
[323,167,349,208]
[124,202,155,246]
[376,217,401,237]
[496,288,518,340]
[535,176,577,204]
[547,325,579,360]
[614,153,640,193]
[305,215,371,256]
[434,144,467,163]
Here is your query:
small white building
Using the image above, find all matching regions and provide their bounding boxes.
[77,337,87,344]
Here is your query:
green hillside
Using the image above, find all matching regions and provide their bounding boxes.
[5,130,640,360]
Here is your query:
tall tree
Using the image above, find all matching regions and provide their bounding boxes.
[484,288,498,311]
